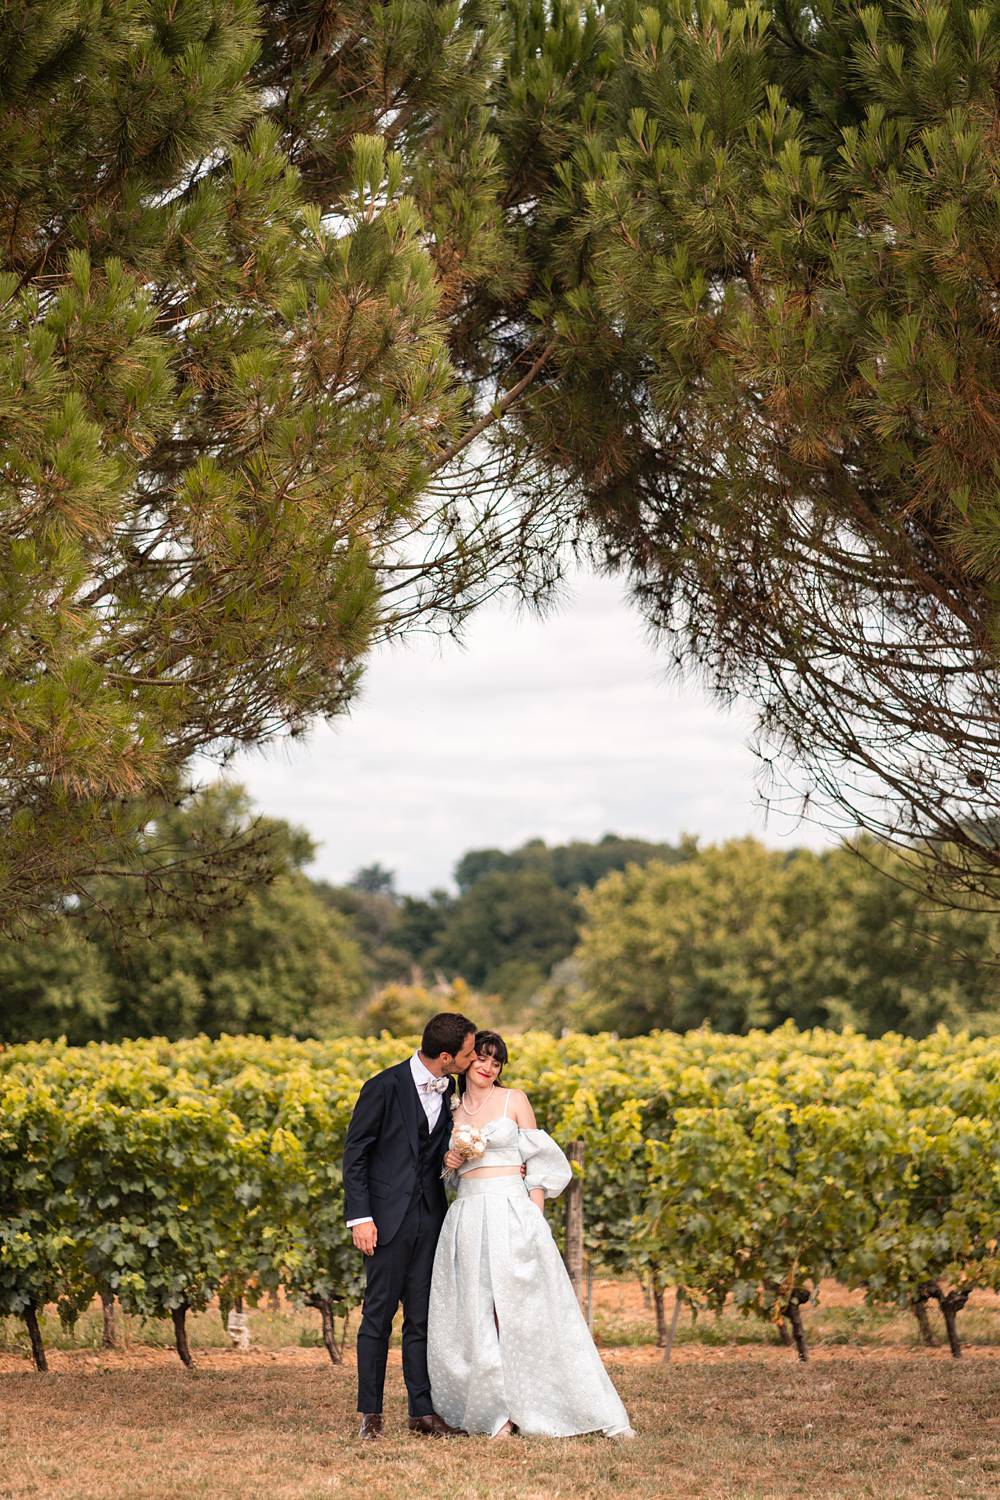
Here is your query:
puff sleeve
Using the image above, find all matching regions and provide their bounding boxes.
[517,1128,573,1199]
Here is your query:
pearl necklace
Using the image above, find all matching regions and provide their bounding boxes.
[461,1083,494,1116]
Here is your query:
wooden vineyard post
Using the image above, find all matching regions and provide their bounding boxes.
[100,1291,119,1350]
[226,1294,250,1351]
[564,1141,585,1309]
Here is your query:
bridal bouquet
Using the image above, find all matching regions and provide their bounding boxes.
[442,1122,487,1179]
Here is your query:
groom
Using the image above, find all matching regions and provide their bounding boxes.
[343,1011,478,1440]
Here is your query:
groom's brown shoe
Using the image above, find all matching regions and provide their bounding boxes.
[358,1413,383,1441]
[408,1413,467,1437]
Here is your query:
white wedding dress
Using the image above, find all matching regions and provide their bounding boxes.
[426,1095,635,1438]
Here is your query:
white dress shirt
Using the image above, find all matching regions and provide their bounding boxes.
[346,1053,449,1229]
[409,1049,448,1130]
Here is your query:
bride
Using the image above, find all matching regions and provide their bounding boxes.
[426,1029,635,1440]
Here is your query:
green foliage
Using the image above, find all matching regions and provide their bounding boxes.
[570,837,1000,1036]
[348,865,397,897]
[314,880,442,990]
[427,868,580,1002]
[842,1109,1000,1316]
[0,5,463,928]
[319,834,686,1006]
[358,976,489,1037]
[0,919,113,1044]
[8,799,1000,1042]
[558,0,1000,884]
[6,1025,1000,1364]
[88,872,366,1040]
[8,0,1000,937]
[0,1077,89,1334]
[0,785,367,1043]
[210,1063,365,1321]
[69,1085,256,1326]
[254,0,1000,894]
[453,834,690,894]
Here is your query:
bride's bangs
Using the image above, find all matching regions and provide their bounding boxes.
[474,1029,508,1071]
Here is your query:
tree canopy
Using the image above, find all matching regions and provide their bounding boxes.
[6,0,1000,931]
[561,837,1000,1036]
[453,833,690,893]
[0,784,366,1043]
[3,786,1000,1041]
[0,2,475,928]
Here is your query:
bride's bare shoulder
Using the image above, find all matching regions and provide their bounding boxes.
[506,1088,537,1126]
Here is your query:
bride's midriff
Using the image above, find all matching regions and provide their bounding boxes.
[461,1164,522,1179]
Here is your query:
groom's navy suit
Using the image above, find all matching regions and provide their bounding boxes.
[343,1059,454,1416]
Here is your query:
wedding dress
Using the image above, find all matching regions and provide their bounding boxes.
[426,1093,635,1438]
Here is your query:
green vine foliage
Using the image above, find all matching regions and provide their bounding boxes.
[4,1027,1000,1366]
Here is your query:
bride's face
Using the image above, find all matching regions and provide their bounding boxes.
[469,1051,502,1088]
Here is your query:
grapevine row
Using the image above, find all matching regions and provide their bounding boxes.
[2,1026,999,1366]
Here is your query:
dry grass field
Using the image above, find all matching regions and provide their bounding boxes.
[4,1282,1000,1499]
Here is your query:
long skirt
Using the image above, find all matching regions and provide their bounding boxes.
[426,1174,634,1438]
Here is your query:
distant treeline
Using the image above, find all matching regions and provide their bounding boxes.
[2,783,998,1044]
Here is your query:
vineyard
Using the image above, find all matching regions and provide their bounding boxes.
[2,1026,1000,1372]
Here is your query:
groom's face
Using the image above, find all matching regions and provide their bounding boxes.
[449,1030,478,1075]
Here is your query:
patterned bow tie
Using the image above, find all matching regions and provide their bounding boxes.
[421,1077,449,1094]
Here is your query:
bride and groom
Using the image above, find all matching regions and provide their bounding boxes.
[342,1012,634,1441]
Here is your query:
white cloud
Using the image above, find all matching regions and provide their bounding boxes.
[221,571,836,892]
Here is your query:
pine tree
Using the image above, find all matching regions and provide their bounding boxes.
[10,0,1000,929]
[571,0,1000,895]
[0,3,460,926]
[281,0,1000,900]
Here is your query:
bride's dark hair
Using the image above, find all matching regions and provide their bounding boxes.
[458,1029,508,1096]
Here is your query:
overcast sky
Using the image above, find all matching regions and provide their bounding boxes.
[224,570,837,894]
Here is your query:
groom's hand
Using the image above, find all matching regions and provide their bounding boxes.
[352,1221,378,1256]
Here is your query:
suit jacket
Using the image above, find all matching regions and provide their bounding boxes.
[342,1059,455,1246]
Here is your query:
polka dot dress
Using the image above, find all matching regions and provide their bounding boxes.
[427,1120,635,1439]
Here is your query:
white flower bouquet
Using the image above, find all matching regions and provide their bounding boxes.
[442,1122,487,1179]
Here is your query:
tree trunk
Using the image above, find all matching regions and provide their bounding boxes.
[652,1283,668,1346]
[171,1304,195,1369]
[912,1295,937,1347]
[662,1288,684,1364]
[23,1303,47,1372]
[640,1278,653,1312]
[338,1306,351,1358]
[308,1295,343,1365]
[563,1141,585,1309]
[783,1293,809,1362]
[100,1291,118,1350]
[938,1290,969,1359]
[776,1317,793,1346]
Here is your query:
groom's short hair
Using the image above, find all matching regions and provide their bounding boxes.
[422,1012,476,1058]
